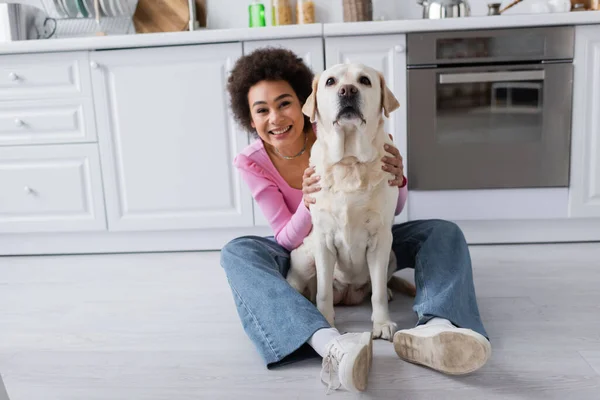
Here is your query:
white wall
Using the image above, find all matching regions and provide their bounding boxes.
[207,0,509,29]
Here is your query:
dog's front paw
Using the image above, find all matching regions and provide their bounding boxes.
[318,305,335,327]
[372,320,397,341]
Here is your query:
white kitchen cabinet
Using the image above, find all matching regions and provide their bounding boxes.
[0,143,106,233]
[569,26,600,218]
[243,37,325,73]
[90,43,254,232]
[325,34,408,223]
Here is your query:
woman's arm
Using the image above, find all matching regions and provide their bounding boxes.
[236,158,311,251]
[382,137,408,216]
[395,177,408,216]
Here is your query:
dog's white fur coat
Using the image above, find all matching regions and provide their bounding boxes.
[286,63,403,340]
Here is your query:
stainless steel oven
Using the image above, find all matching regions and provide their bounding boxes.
[406,26,574,190]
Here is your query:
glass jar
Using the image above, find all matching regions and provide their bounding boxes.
[272,0,293,25]
[297,0,316,24]
[342,0,372,22]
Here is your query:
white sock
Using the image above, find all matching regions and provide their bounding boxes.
[308,327,342,358]
[426,317,454,327]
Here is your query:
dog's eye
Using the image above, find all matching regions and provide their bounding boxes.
[325,77,336,86]
[359,76,371,86]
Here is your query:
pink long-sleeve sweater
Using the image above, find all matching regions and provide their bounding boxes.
[233,139,408,251]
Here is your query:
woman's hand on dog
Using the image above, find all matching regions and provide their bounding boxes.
[302,166,321,208]
[383,134,405,187]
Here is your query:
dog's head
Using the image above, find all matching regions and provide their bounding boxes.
[302,63,399,131]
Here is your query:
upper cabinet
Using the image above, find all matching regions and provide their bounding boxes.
[325,34,408,222]
[90,43,255,231]
[569,26,600,218]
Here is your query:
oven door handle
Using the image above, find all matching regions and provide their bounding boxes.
[438,70,546,84]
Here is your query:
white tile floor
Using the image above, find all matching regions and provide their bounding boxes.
[1,243,600,399]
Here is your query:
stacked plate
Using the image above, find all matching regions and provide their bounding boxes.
[52,0,137,18]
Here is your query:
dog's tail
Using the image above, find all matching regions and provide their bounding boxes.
[387,275,417,297]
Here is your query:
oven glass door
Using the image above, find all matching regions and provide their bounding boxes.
[407,63,573,190]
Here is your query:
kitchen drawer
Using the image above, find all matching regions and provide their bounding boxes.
[0,98,97,146]
[0,51,92,101]
[0,144,107,233]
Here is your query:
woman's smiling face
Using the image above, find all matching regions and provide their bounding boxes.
[248,80,307,154]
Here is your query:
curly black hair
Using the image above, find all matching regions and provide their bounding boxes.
[227,47,314,137]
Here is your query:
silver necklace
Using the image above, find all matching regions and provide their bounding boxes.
[273,132,308,160]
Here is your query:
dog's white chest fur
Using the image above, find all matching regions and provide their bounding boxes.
[307,142,397,285]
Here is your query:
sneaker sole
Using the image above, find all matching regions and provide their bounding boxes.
[364,333,373,370]
[393,329,491,375]
[340,332,372,392]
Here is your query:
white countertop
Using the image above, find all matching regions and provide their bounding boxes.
[0,23,323,55]
[324,10,600,36]
[0,11,599,55]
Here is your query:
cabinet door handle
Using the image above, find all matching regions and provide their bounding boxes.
[24,186,34,194]
[14,118,24,127]
[90,61,99,69]
[9,72,19,81]
[395,45,405,54]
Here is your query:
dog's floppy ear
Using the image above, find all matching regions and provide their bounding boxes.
[302,74,320,123]
[379,72,400,118]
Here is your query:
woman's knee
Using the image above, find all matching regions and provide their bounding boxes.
[220,236,262,271]
[428,219,467,244]
[429,219,461,233]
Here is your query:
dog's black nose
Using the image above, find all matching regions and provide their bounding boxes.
[338,84,358,97]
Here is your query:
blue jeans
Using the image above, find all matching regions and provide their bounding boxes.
[220,219,488,369]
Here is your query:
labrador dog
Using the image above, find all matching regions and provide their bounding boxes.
[286,63,415,341]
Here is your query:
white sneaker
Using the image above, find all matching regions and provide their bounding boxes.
[320,332,373,393]
[393,322,491,375]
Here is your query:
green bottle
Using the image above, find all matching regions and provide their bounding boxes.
[249,2,266,27]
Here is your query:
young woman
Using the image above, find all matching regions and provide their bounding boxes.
[220,48,491,393]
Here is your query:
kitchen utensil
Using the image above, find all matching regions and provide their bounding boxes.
[487,2,501,14]
[417,0,471,19]
[499,0,524,13]
[62,0,80,17]
[80,0,93,16]
[105,0,117,16]
[83,0,95,16]
[94,0,105,35]
[53,0,68,16]
[112,0,126,15]
[76,0,89,17]
[99,0,111,16]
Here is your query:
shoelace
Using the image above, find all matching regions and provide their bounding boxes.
[321,345,343,394]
